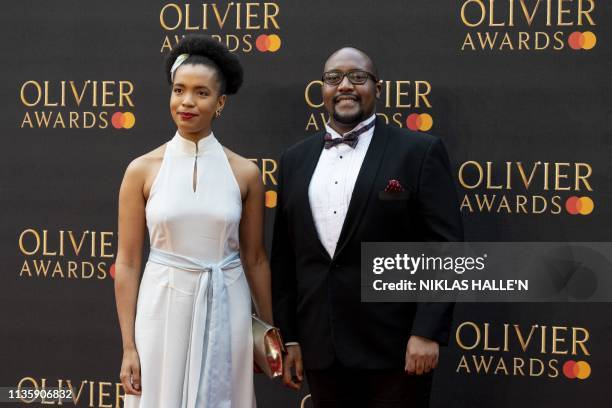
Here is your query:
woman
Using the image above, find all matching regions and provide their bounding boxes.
[114,34,272,408]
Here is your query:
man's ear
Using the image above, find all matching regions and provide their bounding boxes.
[375,80,383,100]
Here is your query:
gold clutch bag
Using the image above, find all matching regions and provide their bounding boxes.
[252,315,285,378]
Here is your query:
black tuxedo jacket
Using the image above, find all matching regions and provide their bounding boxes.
[271,118,464,370]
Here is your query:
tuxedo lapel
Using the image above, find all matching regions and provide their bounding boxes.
[333,117,389,259]
[295,131,331,261]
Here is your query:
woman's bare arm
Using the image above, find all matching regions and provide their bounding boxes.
[238,159,273,325]
[115,158,147,352]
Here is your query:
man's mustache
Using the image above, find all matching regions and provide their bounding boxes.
[333,94,360,103]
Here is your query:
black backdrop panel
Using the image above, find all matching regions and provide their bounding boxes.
[1,1,610,407]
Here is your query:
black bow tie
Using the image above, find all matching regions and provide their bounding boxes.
[323,120,375,149]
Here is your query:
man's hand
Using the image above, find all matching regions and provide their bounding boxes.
[282,344,304,390]
[405,335,439,375]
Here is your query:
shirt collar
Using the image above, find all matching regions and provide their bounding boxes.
[169,130,218,156]
[325,114,377,139]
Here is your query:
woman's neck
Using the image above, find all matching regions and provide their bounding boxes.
[177,127,212,143]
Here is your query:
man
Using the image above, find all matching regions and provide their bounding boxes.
[271,47,463,407]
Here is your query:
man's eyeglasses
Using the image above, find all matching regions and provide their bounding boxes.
[322,70,378,86]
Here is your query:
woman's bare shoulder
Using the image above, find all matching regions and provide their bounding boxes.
[127,144,166,171]
[223,147,261,200]
[223,147,260,180]
[124,144,167,182]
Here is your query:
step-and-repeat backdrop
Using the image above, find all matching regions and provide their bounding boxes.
[1,1,611,407]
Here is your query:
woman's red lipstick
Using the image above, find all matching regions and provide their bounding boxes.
[178,112,198,120]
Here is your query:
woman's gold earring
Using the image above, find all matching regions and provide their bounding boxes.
[215,109,222,118]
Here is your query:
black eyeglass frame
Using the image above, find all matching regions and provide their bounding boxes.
[321,70,379,86]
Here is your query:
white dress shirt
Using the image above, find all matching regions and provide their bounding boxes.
[308,114,376,258]
[284,115,377,347]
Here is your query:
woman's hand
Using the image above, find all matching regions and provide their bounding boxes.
[120,348,142,395]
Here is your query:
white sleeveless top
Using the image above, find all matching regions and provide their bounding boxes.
[146,131,242,261]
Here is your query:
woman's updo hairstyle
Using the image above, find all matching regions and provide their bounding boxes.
[165,34,243,95]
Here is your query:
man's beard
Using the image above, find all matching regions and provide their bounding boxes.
[332,106,365,126]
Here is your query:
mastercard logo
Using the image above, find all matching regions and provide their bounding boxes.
[255,34,282,53]
[565,196,594,215]
[111,112,136,129]
[265,190,277,208]
[406,113,433,132]
[563,360,591,379]
[568,31,597,50]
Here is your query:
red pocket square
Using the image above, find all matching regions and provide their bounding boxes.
[384,179,405,193]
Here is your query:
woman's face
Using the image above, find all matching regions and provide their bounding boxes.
[170,63,226,136]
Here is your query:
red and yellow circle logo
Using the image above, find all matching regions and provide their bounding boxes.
[568,31,597,50]
[562,360,591,379]
[565,196,594,215]
[265,190,277,208]
[256,34,282,53]
[406,113,433,132]
[111,112,136,129]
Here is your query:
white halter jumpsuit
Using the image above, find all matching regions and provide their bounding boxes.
[124,132,256,408]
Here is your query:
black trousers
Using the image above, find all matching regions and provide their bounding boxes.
[306,361,433,408]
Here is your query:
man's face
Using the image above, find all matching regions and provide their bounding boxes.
[322,49,381,130]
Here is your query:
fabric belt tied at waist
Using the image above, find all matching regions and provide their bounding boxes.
[148,247,241,408]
